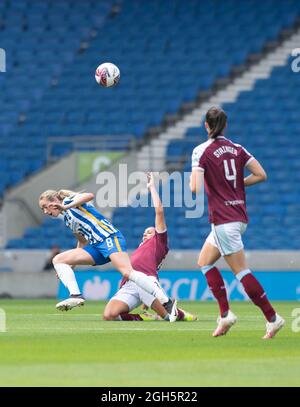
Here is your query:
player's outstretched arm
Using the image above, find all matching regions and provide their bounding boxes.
[244,159,267,187]
[52,193,94,211]
[147,172,166,232]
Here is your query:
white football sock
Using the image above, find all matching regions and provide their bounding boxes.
[54,263,81,295]
[129,270,169,304]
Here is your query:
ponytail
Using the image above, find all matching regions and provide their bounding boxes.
[206,107,227,139]
[57,189,78,201]
[39,189,79,203]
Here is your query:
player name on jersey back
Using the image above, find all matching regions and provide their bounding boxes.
[213,145,238,158]
[192,136,254,225]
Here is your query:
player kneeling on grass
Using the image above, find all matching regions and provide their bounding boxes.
[103,173,197,322]
[39,188,177,322]
[190,107,284,339]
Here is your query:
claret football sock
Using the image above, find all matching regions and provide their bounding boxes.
[237,269,276,322]
[202,266,229,317]
[120,313,143,321]
[176,308,185,321]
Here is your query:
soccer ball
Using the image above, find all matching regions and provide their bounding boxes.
[95,62,120,87]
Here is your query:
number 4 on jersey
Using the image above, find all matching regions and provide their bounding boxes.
[223,159,237,188]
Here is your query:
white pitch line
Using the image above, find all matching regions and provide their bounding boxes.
[10,326,264,332]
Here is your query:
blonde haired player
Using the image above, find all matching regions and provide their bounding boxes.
[190,106,284,339]
[39,189,177,320]
[103,173,196,322]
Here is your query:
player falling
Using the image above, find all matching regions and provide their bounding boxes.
[103,172,197,322]
[190,106,285,339]
[39,189,177,321]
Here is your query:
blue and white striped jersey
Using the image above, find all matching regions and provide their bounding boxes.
[63,197,119,244]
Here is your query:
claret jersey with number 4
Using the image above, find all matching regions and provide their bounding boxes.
[191,135,254,225]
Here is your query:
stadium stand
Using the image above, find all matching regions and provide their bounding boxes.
[3,0,300,250]
[112,1,300,251]
[162,59,300,250]
[0,0,114,196]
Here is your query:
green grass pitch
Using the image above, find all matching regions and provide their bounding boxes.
[0,300,299,387]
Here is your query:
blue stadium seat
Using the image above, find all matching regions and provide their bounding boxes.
[4,0,300,249]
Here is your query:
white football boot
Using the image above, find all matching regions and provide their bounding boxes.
[163,298,178,323]
[263,314,285,339]
[56,295,85,311]
[212,310,237,337]
[169,299,178,323]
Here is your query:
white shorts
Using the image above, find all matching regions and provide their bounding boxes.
[110,276,159,311]
[206,221,247,256]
